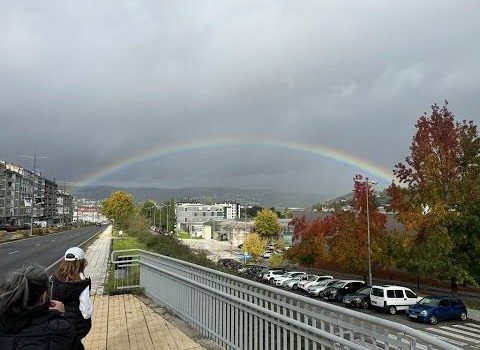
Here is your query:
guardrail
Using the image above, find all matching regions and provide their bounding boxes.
[110,249,460,350]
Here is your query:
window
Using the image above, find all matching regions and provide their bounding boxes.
[405,290,417,299]
[371,288,384,297]
[439,299,450,307]
[387,290,395,298]
[450,298,462,306]
[394,290,404,298]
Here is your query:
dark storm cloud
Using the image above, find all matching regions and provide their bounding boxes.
[1,0,479,195]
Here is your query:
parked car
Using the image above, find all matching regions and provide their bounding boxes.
[407,296,467,325]
[262,250,273,259]
[273,272,306,287]
[323,280,365,302]
[370,285,420,315]
[298,275,333,293]
[218,258,243,270]
[342,286,372,309]
[283,275,308,289]
[241,264,268,281]
[307,279,340,297]
[262,269,287,283]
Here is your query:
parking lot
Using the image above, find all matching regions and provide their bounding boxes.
[234,264,480,349]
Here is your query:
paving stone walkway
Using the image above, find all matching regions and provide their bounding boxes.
[84,225,112,295]
[84,294,207,350]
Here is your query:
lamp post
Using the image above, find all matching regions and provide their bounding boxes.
[23,155,47,236]
[355,176,377,286]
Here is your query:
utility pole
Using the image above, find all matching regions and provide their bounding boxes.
[30,155,36,236]
[62,182,66,226]
[365,177,372,287]
[166,203,169,233]
[355,176,377,286]
[24,155,47,236]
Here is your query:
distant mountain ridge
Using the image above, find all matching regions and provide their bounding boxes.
[72,185,329,208]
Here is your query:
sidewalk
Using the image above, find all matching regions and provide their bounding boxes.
[84,294,207,350]
[84,225,112,295]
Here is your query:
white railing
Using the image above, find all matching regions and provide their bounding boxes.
[110,249,460,350]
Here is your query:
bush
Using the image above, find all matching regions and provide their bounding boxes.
[268,253,285,268]
[18,230,30,238]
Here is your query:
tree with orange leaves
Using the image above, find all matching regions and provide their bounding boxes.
[287,216,329,266]
[329,175,387,276]
[389,101,480,289]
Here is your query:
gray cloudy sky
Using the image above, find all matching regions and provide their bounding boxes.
[1,0,479,197]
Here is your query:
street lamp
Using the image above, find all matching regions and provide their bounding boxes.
[354,176,377,286]
[23,155,47,236]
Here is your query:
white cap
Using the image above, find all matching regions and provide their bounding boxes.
[64,247,85,261]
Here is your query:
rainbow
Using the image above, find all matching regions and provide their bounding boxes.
[73,138,394,190]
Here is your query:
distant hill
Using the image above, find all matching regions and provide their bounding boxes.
[313,187,390,210]
[72,186,330,208]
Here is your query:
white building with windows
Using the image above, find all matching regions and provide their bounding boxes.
[176,202,241,234]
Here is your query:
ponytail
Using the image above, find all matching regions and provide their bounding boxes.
[0,266,49,322]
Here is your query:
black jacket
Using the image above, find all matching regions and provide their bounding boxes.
[51,277,91,339]
[0,306,84,350]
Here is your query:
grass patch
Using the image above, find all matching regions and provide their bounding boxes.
[112,236,146,251]
[177,231,190,239]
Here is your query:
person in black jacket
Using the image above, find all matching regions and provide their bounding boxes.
[0,265,84,350]
[51,247,92,340]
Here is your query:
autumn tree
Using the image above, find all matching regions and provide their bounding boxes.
[288,216,329,266]
[101,191,135,229]
[389,101,480,289]
[242,233,267,261]
[329,175,387,276]
[253,208,281,238]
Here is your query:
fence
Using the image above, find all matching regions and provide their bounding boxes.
[110,249,460,350]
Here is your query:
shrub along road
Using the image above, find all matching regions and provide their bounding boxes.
[0,225,106,281]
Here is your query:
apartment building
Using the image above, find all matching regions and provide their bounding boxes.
[56,190,73,224]
[0,160,73,227]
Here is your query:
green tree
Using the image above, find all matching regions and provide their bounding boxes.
[242,233,267,261]
[253,208,281,238]
[101,191,135,229]
[140,199,157,225]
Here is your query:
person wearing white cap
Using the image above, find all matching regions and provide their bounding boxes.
[51,247,93,340]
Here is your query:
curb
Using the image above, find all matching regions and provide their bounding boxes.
[46,225,109,275]
[0,226,93,246]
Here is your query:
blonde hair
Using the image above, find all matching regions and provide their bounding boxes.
[53,259,87,282]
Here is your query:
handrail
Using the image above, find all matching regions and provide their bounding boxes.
[112,249,461,350]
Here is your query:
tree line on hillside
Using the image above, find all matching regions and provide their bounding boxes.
[288,102,480,292]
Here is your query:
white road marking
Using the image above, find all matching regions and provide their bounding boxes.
[8,250,19,255]
[426,326,479,343]
[447,325,480,339]
[35,243,41,246]
[426,334,468,347]
[466,323,480,330]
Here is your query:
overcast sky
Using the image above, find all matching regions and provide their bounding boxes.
[1,0,479,197]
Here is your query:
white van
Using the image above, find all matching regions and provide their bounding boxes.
[370,285,419,315]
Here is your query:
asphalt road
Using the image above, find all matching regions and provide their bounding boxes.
[0,225,105,281]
